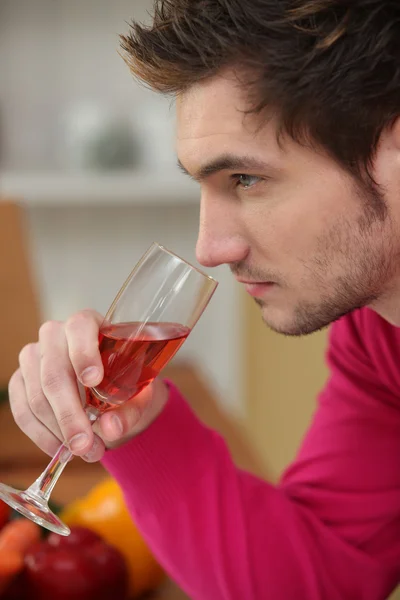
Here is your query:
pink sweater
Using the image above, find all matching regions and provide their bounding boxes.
[102,307,400,599]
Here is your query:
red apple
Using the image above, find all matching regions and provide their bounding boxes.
[0,500,10,530]
[47,526,102,549]
[24,527,129,600]
[84,540,129,598]
[25,541,100,600]
[1,571,28,600]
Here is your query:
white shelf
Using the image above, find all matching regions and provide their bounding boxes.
[0,170,200,207]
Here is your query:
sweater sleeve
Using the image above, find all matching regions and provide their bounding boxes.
[101,314,400,600]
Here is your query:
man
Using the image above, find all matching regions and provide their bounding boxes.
[8,1,400,598]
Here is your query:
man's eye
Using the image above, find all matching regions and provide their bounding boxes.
[234,174,261,189]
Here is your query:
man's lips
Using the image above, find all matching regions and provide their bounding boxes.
[235,278,276,297]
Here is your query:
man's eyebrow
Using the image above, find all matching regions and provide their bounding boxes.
[177,154,275,182]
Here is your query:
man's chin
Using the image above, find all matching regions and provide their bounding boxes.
[264,316,330,337]
[258,305,307,337]
[259,303,340,337]
[256,281,382,336]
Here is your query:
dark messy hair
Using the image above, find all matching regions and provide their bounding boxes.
[120,0,400,184]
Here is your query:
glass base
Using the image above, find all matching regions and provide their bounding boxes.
[0,483,70,536]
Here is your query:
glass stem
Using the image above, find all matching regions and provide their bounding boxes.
[25,406,100,503]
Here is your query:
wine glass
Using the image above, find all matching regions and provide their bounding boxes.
[0,243,218,536]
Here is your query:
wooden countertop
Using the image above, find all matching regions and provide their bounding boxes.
[0,363,266,599]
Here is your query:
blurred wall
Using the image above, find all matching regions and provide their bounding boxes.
[0,0,161,171]
[243,293,329,480]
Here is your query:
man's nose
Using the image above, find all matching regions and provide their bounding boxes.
[195,195,248,268]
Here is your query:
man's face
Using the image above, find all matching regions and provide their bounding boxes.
[176,71,400,335]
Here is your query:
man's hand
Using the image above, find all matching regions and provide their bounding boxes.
[8,309,169,462]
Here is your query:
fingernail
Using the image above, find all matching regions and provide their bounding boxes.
[83,437,100,462]
[81,366,100,386]
[110,414,123,437]
[69,433,89,452]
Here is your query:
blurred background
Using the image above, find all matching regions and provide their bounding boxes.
[3,1,381,598]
